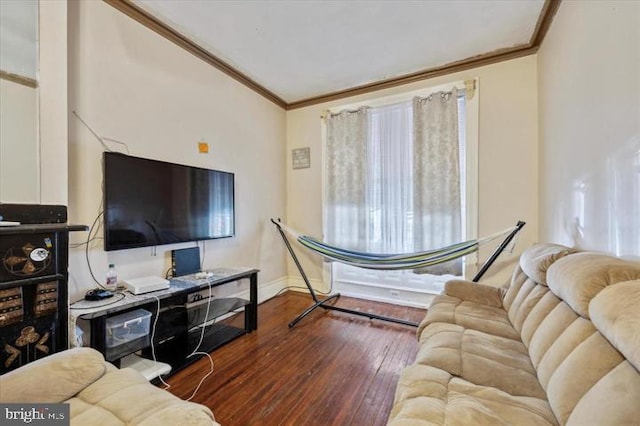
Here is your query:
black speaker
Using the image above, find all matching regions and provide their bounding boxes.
[171,247,201,277]
[0,204,67,224]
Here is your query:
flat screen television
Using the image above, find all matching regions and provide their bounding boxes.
[103,152,235,251]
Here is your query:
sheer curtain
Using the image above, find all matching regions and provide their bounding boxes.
[366,101,414,253]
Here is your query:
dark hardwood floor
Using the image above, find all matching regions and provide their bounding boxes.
[164,291,426,426]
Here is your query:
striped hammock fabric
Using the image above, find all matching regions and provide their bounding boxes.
[274,222,517,271]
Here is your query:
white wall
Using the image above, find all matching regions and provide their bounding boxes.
[286,55,539,288]
[39,0,68,205]
[67,1,287,301]
[0,0,38,80]
[0,1,67,205]
[538,0,640,257]
[0,79,38,203]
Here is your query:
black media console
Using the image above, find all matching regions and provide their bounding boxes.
[72,268,258,376]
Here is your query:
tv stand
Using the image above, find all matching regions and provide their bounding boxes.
[71,267,258,377]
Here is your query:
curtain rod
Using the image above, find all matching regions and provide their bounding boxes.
[322,79,476,120]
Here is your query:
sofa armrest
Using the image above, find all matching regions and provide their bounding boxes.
[444,279,504,308]
[0,348,107,403]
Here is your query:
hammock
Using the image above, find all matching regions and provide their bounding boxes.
[275,221,519,271]
[271,218,525,328]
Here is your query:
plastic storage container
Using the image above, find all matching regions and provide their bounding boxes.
[105,309,152,361]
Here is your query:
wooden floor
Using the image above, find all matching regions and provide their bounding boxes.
[165,292,426,426]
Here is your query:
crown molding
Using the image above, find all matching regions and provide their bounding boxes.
[103,0,288,109]
[530,0,562,47]
[104,0,562,111]
[287,44,539,110]
[287,0,561,109]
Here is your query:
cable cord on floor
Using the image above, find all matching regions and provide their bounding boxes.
[184,281,215,401]
[150,295,172,390]
[150,282,215,400]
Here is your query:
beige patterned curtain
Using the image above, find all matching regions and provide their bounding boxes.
[413,89,461,255]
[324,108,369,248]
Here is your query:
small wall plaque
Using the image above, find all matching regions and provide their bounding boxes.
[292,147,311,169]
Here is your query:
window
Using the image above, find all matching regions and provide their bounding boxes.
[324,82,478,306]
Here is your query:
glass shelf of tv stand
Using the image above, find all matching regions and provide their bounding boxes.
[143,297,251,373]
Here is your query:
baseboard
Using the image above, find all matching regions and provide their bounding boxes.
[285,276,432,309]
[227,275,432,309]
[286,276,328,295]
[212,275,288,305]
[337,288,433,309]
[258,276,290,302]
[335,281,435,309]
[227,275,323,302]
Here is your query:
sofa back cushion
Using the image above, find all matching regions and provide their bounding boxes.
[527,256,640,425]
[589,280,640,372]
[519,243,577,286]
[504,243,575,310]
[559,279,640,426]
[547,253,640,319]
[500,243,576,345]
[0,348,107,403]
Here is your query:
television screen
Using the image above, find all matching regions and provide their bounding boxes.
[103,152,235,251]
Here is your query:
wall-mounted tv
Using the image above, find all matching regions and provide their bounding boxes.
[103,152,235,251]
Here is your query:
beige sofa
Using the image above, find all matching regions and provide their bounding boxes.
[0,347,218,425]
[388,243,640,425]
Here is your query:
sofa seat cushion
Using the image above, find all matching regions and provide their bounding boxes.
[416,323,546,399]
[389,364,557,426]
[68,368,216,425]
[418,294,520,341]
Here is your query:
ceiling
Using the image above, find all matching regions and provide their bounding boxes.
[125,0,553,108]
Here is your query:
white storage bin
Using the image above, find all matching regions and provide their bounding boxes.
[106,309,152,348]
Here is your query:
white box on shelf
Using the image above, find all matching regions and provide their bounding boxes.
[106,309,152,348]
[123,276,170,295]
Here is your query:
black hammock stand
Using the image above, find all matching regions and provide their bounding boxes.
[272,219,526,328]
